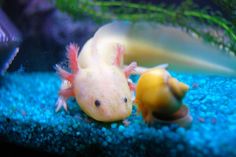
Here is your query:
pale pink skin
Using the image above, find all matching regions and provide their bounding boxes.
[55,42,137,122]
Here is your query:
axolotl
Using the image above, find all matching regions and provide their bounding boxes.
[55,42,137,122]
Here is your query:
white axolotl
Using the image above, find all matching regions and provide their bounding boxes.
[55,42,138,122]
[55,21,236,122]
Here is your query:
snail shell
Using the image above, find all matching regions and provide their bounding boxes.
[135,68,189,122]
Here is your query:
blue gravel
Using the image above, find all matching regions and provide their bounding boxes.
[0,72,236,157]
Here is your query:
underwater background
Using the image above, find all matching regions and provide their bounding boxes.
[0,0,236,157]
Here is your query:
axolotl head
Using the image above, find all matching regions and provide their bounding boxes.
[73,64,134,122]
[56,43,136,122]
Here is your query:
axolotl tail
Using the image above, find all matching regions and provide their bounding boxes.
[91,21,236,77]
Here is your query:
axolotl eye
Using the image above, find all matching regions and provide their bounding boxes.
[124,97,128,103]
[94,100,101,107]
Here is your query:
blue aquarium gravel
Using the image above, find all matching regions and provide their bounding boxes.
[0,72,236,157]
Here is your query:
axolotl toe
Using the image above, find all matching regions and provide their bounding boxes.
[55,41,137,122]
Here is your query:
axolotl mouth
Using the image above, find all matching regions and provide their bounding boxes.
[73,65,133,122]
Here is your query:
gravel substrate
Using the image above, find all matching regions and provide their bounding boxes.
[0,72,236,157]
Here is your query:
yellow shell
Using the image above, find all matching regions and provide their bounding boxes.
[135,68,189,122]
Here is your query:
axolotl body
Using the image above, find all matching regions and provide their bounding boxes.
[55,39,137,122]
